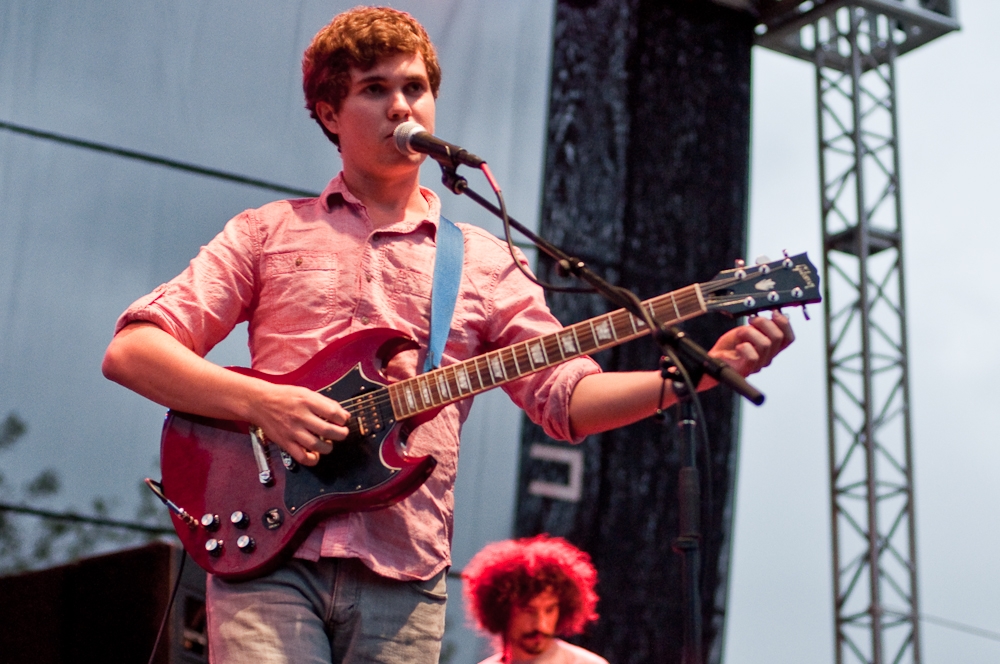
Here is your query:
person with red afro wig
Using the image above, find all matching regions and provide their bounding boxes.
[463,535,608,663]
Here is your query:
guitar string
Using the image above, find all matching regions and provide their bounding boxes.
[331,271,802,422]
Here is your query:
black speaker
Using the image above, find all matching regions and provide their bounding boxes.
[0,542,207,663]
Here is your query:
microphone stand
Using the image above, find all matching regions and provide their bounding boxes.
[436,162,764,664]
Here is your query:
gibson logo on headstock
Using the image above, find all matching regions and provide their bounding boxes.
[793,263,815,289]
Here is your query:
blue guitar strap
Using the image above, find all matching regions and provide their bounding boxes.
[423,216,464,373]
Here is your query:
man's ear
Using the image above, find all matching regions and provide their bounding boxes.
[315,101,338,135]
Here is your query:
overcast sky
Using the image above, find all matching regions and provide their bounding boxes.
[729,2,1000,661]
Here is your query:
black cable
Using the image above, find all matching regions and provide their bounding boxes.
[0,119,321,198]
[147,550,188,664]
[489,186,594,294]
[0,500,174,535]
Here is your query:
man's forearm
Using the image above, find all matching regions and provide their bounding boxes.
[101,321,263,421]
[568,371,673,438]
[102,321,350,466]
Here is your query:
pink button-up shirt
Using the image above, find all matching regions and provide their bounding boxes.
[116,174,600,581]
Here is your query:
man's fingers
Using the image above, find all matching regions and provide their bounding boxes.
[284,441,322,467]
[318,400,351,426]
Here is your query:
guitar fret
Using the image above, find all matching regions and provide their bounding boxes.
[436,372,451,400]
[592,317,615,344]
[474,357,489,388]
[568,327,583,355]
[527,338,548,368]
[542,336,559,364]
[472,357,486,389]
[507,347,522,377]
[553,332,569,359]
[669,291,682,321]
[418,376,433,407]
[580,322,599,353]
[611,311,630,340]
[455,365,471,394]
[489,352,507,381]
[555,331,569,359]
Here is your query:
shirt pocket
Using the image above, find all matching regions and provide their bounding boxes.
[260,251,339,333]
[389,267,433,333]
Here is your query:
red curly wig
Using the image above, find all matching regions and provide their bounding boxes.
[462,535,600,637]
[302,6,441,146]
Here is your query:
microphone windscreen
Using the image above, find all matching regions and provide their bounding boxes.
[393,121,425,155]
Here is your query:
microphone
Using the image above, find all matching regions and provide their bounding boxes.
[393,121,486,168]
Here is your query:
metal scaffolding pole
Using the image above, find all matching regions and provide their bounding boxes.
[755,2,958,663]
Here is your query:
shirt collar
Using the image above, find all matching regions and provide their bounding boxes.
[320,172,442,236]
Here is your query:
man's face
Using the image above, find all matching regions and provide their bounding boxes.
[316,51,435,180]
[506,588,560,660]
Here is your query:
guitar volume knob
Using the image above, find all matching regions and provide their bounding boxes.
[230,511,250,529]
[237,535,256,552]
[205,539,224,556]
[200,513,221,531]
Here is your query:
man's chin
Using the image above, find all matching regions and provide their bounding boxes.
[517,636,552,657]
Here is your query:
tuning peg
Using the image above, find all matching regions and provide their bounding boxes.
[755,255,771,265]
[734,258,747,280]
[782,250,794,269]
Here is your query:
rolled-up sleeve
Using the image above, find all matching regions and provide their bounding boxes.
[485,247,601,444]
[114,212,258,357]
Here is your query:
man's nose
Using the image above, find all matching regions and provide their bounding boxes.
[388,90,411,120]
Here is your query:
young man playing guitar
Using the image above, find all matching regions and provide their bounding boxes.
[102,7,793,663]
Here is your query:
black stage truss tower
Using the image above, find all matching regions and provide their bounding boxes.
[756,2,958,663]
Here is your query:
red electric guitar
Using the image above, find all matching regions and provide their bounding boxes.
[158,253,820,579]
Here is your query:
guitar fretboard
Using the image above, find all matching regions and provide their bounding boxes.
[385,284,707,420]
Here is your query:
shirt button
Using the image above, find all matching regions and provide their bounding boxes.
[295,257,303,267]
[361,316,370,325]
[365,272,372,283]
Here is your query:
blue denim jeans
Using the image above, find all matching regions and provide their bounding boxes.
[206,557,447,663]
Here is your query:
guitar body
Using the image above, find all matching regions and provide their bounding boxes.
[160,328,438,581]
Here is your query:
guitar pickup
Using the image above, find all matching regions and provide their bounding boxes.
[354,394,384,436]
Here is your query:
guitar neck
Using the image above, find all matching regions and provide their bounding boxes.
[386,284,707,420]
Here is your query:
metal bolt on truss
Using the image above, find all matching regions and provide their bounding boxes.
[754,2,958,664]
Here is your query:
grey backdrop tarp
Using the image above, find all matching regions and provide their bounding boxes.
[0,2,557,660]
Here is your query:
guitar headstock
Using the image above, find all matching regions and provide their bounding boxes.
[701,252,821,317]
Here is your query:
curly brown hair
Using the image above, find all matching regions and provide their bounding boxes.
[462,535,600,637]
[302,6,441,145]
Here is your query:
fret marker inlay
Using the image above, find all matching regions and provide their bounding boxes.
[560,333,578,355]
[456,367,471,392]
[436,374,450,399]
[489,355,504,380]
[595,320,613,341]
[528,341,546,366]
